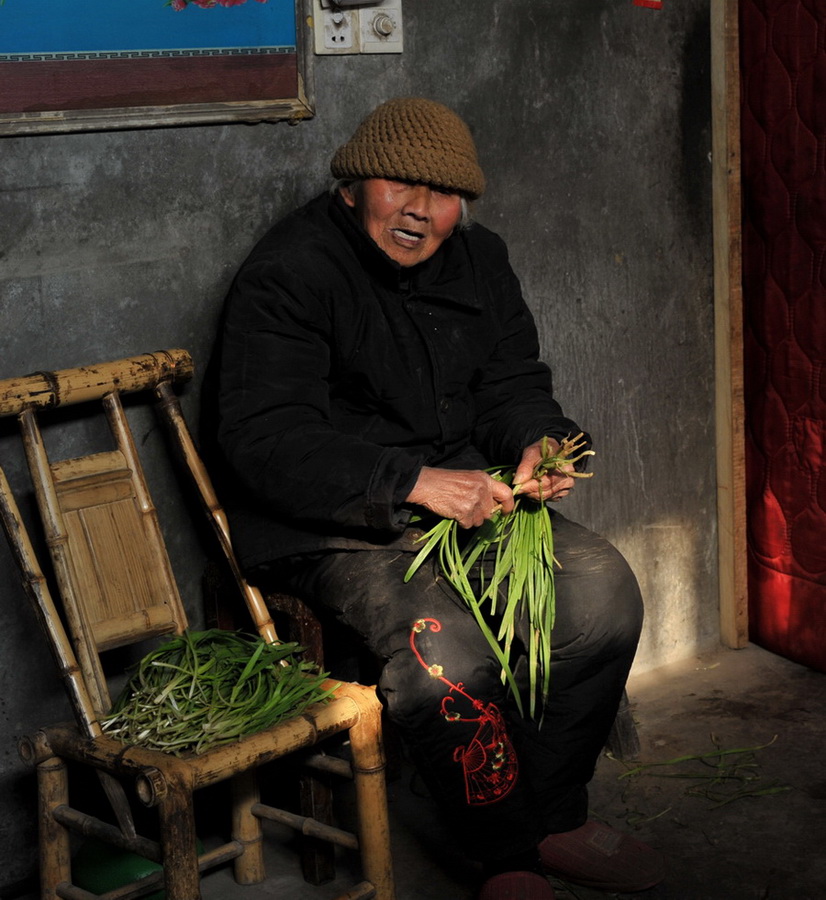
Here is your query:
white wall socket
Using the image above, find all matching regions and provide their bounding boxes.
[313,0,403,56]
[313,1,358,55]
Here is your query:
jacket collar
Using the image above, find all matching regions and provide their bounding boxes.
[328,192,483,310]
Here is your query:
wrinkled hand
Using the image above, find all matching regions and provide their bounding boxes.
[406,466,516,529]
[512,438,576,503]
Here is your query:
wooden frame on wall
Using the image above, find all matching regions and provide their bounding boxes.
[0,0,314,136]
[711,0,748,648]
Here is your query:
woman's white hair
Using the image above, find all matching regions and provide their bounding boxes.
[330,178,473,230]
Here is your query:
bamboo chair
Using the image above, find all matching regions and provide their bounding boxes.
[0,349,394,900]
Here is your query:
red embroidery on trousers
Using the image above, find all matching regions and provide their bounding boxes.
[410,617,518,806]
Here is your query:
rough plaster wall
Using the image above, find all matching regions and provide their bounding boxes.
[0,0,714,888]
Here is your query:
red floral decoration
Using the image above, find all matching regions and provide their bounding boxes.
[170,0,269,10]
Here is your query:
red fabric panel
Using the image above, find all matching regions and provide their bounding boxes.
[741,0,826,671]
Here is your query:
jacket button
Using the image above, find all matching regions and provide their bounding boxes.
[439,397,451,412]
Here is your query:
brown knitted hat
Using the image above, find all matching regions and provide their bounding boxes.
[330,97,485,199]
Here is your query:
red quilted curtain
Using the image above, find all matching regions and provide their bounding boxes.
[741,0,826,671]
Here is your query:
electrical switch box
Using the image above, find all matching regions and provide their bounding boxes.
[313,0,403,56]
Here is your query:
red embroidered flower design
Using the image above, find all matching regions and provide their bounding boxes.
[410,617,519,806]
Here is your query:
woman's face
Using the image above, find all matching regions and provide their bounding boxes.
[340,178,464,267]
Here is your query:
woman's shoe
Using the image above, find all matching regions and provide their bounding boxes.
[478,871,556,900]
[539,820,665,891]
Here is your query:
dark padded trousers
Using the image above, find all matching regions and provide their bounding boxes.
[271,511,643,863]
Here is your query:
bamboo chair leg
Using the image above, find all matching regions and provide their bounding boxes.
[345,693,395,900]
[299,769,336,885]
[231,770,266,885]
[157,782,201,900]
[37,755,71,900]
[263,591,337,884]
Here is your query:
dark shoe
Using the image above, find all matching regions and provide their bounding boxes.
[539,821,665,891]
[478,871,556,900]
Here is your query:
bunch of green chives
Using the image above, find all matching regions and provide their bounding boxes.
[101,630,335,756]
[405,435,594,720]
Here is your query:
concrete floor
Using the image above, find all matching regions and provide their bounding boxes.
[15,643,826,899]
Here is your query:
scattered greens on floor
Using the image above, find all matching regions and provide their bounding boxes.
[404,434,595,720]
[102,629,335,756]
[612,734,791,810]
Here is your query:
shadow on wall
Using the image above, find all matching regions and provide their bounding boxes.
[679,4,713,240]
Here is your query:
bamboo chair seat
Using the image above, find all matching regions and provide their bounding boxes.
[0,350,394,900]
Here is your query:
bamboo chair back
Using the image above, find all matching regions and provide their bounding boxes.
[0,351,191,717]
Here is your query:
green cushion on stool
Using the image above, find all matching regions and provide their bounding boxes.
[73,836,205,899]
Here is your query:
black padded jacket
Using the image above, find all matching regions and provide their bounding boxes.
[214,191,587,568]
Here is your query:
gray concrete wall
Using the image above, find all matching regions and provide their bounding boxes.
[0,0,714,889]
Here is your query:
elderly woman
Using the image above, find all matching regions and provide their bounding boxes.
[214,97,663,900]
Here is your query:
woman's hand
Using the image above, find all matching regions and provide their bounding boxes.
[512,439,576,503]
[406,466,516,528]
